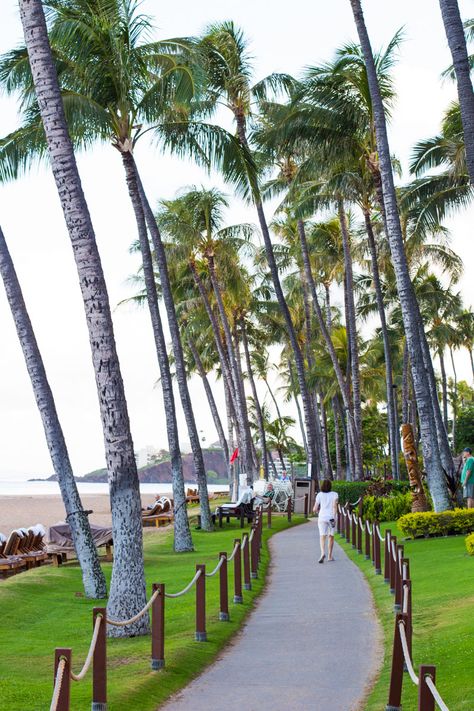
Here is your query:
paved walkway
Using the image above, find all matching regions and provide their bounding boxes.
[160,519,381,711]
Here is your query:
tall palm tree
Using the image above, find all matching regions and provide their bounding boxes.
[198,21,321,485]
[18,0,148,634]
[348,0,451,511]
[0,225,106,598]
[438,0,474,182]
[0,0,211,534]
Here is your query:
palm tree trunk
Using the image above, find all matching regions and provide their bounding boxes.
[319,393,334,480]
[349,0,451,510]
[288,363,308,455]
[19,0,148,634]
[240,321,269,480]
[121,152,192,551]
[311,393,325,479]
[206,255,255,481]
[339,201,363,457]
[402,340,410,425]
[363,209,399,478]
[469,347,474,382]
[187,336,230,467]
[232,322,257,474]
[332,398,343,479]
[438,0,474,182]
[296,218,364,479]
[0,225,106,598]
[132,163,213,530]
[449,346,458,451]
[439,347,449,433]
[234,114,320,486]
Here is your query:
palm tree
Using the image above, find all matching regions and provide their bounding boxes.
[348,0,451,511]
[198,21,321,485]
[18,0,148,634]
[0,225,106,598]
[438,0,474,182]
[0,0,211,534]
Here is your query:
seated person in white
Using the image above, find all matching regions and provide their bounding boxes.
[313,479,338,563]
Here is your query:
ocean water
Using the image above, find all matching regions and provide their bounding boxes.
[0,481,229,497]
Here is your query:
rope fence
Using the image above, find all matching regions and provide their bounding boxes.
[337,503,450,711]
[46,505,270,711]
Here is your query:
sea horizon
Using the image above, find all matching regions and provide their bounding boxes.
[0,480,229,497]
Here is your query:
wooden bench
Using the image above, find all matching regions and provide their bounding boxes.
[142,513,174,528]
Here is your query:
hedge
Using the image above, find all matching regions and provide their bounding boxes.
[466,532,474,556]
[332,480,409,506]
[398,509,474,538]
[362,492,412,522]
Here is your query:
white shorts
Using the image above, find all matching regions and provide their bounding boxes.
[318,518,335,536]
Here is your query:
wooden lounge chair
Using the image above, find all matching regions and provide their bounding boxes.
[185,488,200,504]
[0,531,27,577]
[142,497,174,527]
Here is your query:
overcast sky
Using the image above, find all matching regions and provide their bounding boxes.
[0,0,473,480]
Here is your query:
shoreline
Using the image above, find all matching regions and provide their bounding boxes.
[0,492,159,533]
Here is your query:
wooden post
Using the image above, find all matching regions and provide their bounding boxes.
[287,496,292,522]
[364,519,371,559]
[389,535,397,594]
[418,665,436,711]
[371,519,376,565]
[195,564,206,641]
[304,493,309,518]
[394,545,404,611]
[151,584,165,669]
[357,515,362,554]
[53,648,71,711]
[385,613,407,711]
[242,533,251,591]
[345,508,350,542]
[233,539,243,603]
[384,530,391,583]
[219,554,229,621]
[402,577,412,663]
[267,502,272,529]
[351,512,357,548]
[374,520,382,574]
[92,608,107,709]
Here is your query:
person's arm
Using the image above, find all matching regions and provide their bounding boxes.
[332,494,339,519]
[465,459,474,484]
[313,493,320,515]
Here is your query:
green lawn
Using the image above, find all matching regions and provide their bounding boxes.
[338,523,474,711]
[0,515,305,710]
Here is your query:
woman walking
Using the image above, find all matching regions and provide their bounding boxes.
[313,479,339,563]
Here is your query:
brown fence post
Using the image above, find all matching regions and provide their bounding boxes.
[351,512,357,549]
[364,519,371,559]
[250,527,258,579]
[385,613,407,711]
[357,515,362,554]
[287,496,292,522]
[53,648,71,711]
[151,584,165,670]
[384,530,391,583]
[371,519,376,565]
[389,535,397,594]
[418,665,436,711]
[219,553,229,621]
[233,538,243,604]
[304,493,309,518]
[195,564,206,642]
[92,608,107,710]
[374,520,382,574]
[394,545,404,611]
[345,508,350,542]
[267,502,272,529]
[242,533,251,591]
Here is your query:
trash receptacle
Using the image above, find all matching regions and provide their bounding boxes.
[293,478,316,513]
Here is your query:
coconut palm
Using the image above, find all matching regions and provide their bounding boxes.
[348,0,451,510]
[437,1,474,182]
[0,225,106,598]
[0,0,214,534]
[17,0,147,634]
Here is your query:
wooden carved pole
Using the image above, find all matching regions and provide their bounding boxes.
[401,423,429,513]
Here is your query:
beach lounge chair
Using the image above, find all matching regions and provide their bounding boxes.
[0,531,27,577]
[142,497,174,528]
[214,488,255,528]
[185,488,200,504]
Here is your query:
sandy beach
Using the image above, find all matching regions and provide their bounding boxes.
[0,492,163,534]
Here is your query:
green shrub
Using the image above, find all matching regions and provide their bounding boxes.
[466,532,474,556]
[363,492,412,522]
[332,480,409,507]
[398,509,474,538]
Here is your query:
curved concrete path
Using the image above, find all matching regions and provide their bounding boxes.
[160,519,381,711]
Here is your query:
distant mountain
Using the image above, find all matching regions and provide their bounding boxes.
[42,448,228,484]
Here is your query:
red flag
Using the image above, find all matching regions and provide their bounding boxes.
[230,447,239,463]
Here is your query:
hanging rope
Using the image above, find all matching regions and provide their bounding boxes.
[70,615,102,681]
[49,658,67,711]
[106,589,159,627]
